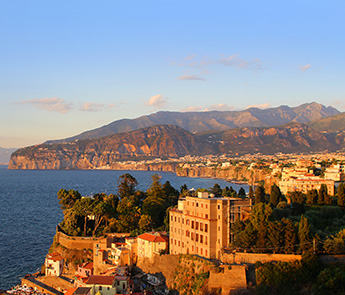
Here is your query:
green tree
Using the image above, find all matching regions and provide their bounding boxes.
[138,214,153,232]
[162,181,179,208]
[338,182,345,209]
[73,198,95,237]
[267,221,284,253]
[211,183,222,197]
[60,208,81,236]
[117,196,141,232]
[57,189,82,211]
[318,184,331,205]
[269,184,282,207]
[117,173,138,199]
[298,215,312,253]
[143,174,166,227]
[238,187,246,197]
[255,185,266,204]
[92,201,113,236]
[282,218,296,254]
[306,189,318,205]
[250,203,273,231]
[324,229,345,254]
[248,186,254,204]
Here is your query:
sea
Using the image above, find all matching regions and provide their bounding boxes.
[0,166,248,290]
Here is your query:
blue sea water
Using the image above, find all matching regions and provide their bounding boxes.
[0,166,247,290]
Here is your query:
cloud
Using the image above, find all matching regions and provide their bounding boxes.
[300,64,311,71]
[16,97,72,113]
[218,55,263,70]
[182,106,204,112]
[182,103,234,112]
[245,103,271,109]
[145,95,168,108]
[177,75,206,81]
[184,54,196,61]
[80,102,106,112]
[204,103,235,111]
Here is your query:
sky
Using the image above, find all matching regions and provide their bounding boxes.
[1,0,345,148]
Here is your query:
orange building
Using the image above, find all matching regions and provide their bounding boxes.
[169,192,251,259]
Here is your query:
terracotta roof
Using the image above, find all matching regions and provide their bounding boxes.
[65,288,77,295]
[47,252,64,261]
[74,287,91,295]
[81,262,93,269]
[85,275,115,286]
[137,233,168,243]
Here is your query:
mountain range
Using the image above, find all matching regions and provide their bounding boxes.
[46,102,339,143]
[8,102,345,169]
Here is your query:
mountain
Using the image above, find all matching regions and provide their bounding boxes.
[308,112,345,133]
[9,125,212,169]
[46,102,339,144]
[0,147,17,164]
[9,123,344,170]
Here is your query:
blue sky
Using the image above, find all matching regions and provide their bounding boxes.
[1,0,345,148]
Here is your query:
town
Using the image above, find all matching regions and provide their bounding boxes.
[6,151,345,295]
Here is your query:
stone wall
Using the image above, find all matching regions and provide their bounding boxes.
[222,252,302,264]
[136,254,180,288]
[208,265,248,295]
[56,230,96,251]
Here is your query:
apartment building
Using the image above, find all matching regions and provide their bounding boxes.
[169,192,251,259]
[279,177,335,196]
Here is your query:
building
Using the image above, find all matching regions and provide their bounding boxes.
[77,262,94,278]
[77,275,132,295]
[137,232,169,258]
[324,164,345,181]
[45,252,64,276]
[279,176,335,196]
[169,192,252,259]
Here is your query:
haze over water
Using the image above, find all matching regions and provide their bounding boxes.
[0,167,248,290]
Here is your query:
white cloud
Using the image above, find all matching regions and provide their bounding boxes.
[218,55,263,70]
[182,103,234,112]
[80,102,106,112]
[145,95,168,108]
[177,75,206,81]
[15,97,72,114]
[204,103,234,111]
[300,64,311,71]
[245,103,271,109]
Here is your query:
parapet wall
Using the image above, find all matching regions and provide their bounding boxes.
[222,252,302,264]
[56,228,98,250]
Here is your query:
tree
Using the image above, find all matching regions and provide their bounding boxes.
[267,221,284,253]
[210,183,222,197]
[338,183,345,209]
[250,203,273,231]
[248,186,254,204]
[324,229,345,254]
[143,174,166,227]
[92,201,113,236]
[238,187,246,197]
[298,215,311,253]
[306,189,318,205]
[138,214,153,232]
[162,181,179,208]
[282,218,296,253]
[73,198,95,237]
[60,208,81,236]
[255,185,266,204]
[117,196,141,232]
[270,184,282,207]
[57,189,82,211]
[318,184,330,205]
[117,173,138,199]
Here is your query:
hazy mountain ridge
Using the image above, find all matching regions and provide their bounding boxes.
[9,121,345,170]
[46,102,339,144]
[0,147,17,164]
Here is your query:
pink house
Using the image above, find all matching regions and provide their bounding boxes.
[77,262,94,278]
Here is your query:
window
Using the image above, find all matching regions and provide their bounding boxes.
[182,242,184,247]
[178,217,180,223]
[201,203,203,208]
[200,223,203,231]
[196,247,198,253]
[99,287,102,291]
[205,249,208,256]
[171,238,173,243]
[218,226,220,231]
[205,214,208,219]
[171,216,173,221]
[196,233,199,242]
[218,215,220,219]
[178,241,180,246]
[201,248,203,255]
[196,222,199,230]
[182,218,184,224]
[196,202,199,207]
[200,235,203,244]
[206,204,208,209]
[175,216,177,222]
[205,236,207,245]
[205,224,208,232]
[192,221,194,229]
[191,233,194,241]
[218,205,220,209]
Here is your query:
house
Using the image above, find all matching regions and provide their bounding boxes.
[137,232,169,259]
[45,252,64,276]
[78,275,132,295]
[169,192,252,259]
[65,287,92,295]
[77,262,94,278]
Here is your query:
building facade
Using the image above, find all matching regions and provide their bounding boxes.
[45,252,64,276]
[137,232,169,258]
[169,192,252,259]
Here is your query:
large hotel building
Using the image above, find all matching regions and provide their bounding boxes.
[169,192,252,259]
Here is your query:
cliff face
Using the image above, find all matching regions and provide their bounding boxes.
[9,125,209,169]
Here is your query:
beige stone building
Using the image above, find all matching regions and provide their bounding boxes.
[169,192,252,259]
[137,232,169,258]
[279,177,335,196]
[45,252,64,276]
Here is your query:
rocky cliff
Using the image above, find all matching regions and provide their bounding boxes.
[9,125,210,169]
